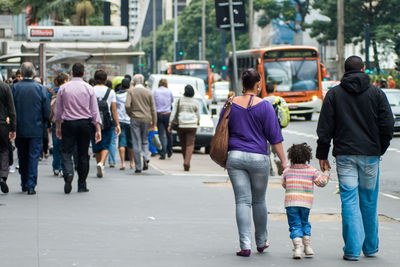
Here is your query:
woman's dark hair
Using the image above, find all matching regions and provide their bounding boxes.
[241,68,260,93]
[121,78,130,89]
[266,82,275,94]
[72,63,84,77]
[184,84,195,97]
[88,78,96,86]
[287,143,312,164]
[124,74,132,82]
[56,73,68,86]
[94,70,108,85]
[105,80,112,88]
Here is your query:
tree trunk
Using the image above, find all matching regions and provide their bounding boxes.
[372,40,380,74]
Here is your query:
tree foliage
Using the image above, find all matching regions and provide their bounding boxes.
[140,0,249,73]
[254,0,310,32]
[11,0,104,25]
[308,0,400,72]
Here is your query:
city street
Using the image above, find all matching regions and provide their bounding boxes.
[1,117,399,267]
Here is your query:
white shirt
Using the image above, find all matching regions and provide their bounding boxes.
[93,85,116,113]
[116,90,130,124]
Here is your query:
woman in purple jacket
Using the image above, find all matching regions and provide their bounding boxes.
[222,69,287,257]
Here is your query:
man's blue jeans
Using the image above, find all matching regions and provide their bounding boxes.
[336,155,380,259]
[286,207,311,239]
[226,150,270,250]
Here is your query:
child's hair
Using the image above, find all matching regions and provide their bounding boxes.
[287,143,312,164]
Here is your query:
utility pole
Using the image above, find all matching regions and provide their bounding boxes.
[337,0,344,79]
[229,0,239,95]
[174,0,178,61]
[249,0,253,48]
[201,0,206,60]
[152,0,156,73]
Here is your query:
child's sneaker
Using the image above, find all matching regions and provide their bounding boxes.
[292,237,303,259]
[303,236,314,256]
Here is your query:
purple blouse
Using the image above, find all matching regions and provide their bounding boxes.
[219,100,283,155]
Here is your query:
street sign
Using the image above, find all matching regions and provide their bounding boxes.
[215,0,246,31]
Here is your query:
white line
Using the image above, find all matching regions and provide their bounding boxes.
[283,130,400,153]
[170,173,229,177]
[148,163,168,175]
[380,193,400,200]
[282,129,318,140]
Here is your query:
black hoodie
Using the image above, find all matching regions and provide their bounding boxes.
[316,71,394,159]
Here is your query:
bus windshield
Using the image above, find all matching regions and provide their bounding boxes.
[171,68,209,92]
[264,60,318,92]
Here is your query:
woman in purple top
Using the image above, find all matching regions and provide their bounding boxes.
[222,69,287,257]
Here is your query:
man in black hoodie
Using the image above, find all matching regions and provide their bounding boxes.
[316,56,394,261]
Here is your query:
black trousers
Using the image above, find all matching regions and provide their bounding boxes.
[60,119,91,188]
[157,113,173,157]
[0,124,9,179]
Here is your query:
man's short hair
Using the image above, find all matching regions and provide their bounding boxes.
[133,74,144,85]
[20,62,36,78]
[344,56,365,72]
[94,70,108,85]
[121,78,130,89]
[72,63,85,77]
[56,73,69,86]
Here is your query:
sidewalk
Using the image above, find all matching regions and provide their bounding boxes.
[0,154,399,267]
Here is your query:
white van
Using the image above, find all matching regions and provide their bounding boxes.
[147,74,215,153]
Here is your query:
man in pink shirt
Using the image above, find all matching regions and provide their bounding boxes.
[55,63,102,194]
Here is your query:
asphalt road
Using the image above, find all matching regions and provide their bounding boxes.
[284,113,400,198]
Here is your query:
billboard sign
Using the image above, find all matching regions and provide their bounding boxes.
[27,26,128,42]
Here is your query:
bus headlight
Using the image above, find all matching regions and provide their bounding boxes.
[199,127,214,134]
[312,95,318,101]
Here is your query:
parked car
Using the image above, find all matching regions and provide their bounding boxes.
[212,81,230,103]
[322,81,340,100]
[382,89,400,133]
[147,74,215,153]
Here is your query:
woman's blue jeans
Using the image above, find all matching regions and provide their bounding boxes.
[108,127,117,165]
[227,150,270,250]
[51,124,62,171]
[336,155,380,259]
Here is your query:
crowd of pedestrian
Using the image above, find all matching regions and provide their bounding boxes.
[0,61,193,195]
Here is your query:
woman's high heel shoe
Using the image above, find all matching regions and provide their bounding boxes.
[257,241,270,253]
[236,249,251,257]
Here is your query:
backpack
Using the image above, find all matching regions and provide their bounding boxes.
[272,97,290,128]
[97,88,114,130]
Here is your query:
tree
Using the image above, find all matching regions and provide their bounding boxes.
[309,0,400,74]
[139,0,249,73]
[254,0,310,32]
[11,0,104,25]
[375,24,400,59]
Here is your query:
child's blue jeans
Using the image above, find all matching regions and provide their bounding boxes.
[286,206,311,239]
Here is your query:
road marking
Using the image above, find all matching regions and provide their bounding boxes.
[283,129,318,140]
[380,193,400,200]
[283,129,400,153]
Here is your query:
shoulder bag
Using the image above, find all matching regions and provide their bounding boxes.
[170,98,180,131]
[209,97,234,168]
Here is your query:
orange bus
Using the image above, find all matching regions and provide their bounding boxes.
[167,60,214,100]
[228,46,324,120]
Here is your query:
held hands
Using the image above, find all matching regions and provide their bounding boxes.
[9,132,16,141]
[319,159,331,172]
[149,126,155,132]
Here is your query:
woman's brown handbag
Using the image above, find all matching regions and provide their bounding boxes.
[170,99,180,131]
[209,97,234,168]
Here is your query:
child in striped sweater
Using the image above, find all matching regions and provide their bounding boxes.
[282,143,329,259]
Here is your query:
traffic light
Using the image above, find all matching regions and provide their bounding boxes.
[211,64,215,69]
[176,41,183,61]
[222,65,227,71]
[365,69,370,74]
[395,60,400,72]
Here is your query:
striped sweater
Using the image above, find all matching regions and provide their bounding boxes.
[282,164,329,209]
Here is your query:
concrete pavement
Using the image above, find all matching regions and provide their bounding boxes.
[0,152,399,267]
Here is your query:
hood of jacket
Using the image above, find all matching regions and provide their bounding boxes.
[340,70,371,95]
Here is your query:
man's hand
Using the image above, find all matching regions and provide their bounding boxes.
[9,131,16,141]
[167,126,172,133]
[115,125,121,136]
[149,126,155,132]
[95,130,102,144]
[319,159,331,172]
[56,126,62,140]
